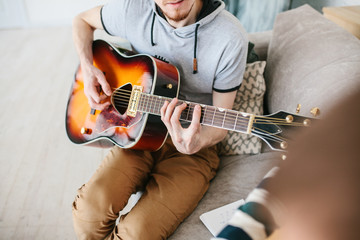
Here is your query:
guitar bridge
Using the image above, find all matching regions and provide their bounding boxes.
[127,85,143,117]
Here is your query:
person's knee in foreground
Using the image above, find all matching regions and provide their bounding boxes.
[71,0,248,239]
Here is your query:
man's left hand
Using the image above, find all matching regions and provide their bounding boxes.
[160,98,202,154]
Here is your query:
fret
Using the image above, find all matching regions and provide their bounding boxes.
[149,95,156,114]
[141,95,146,112]
[177,100,185,120]
[154,95,159,115]
[140,94,152,114]
[234,112,239,130]
[202,105,216,125]
[152,95,157,114]
[145,95,151,113]
[202,105,207,124]
[211,107,216,125]
[234,113,250,133]
[156,96,162,115]
[179,103,206,123]
[179,102,189,121]
[138,94,144,112]
[213,108,226,128]
[147,95,153,113]
[222,110,227,128]
[186,101,191,121]
[223,110,237,130]
[144,94,149,112]
[140,94,148,112]
[144,95,148,112]
[153,95,164,115]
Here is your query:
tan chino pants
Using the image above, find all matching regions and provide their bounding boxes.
[72,138,220,240]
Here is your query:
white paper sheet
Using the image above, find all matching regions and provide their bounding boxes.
[200,199,245,236]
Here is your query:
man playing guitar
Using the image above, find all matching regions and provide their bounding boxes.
[71,0,248,239]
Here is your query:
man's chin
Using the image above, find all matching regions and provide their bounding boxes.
[161,1,194,23]
[164,12,188,22]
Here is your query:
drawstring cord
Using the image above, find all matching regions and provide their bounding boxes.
[151,12,200,74]
[193,23,200,74]
[151,12,156,46]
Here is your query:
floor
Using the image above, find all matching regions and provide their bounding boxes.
[0,27,110,239]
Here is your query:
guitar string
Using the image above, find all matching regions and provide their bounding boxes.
[252,127,287,142]
[110,89,308,126]
[111,94,288,143]
[109,90,289,142]
[252,130,284,144]
[112,97,251,128]
[112,88,269,120]
[113,97,300,141]
[110,88,301,125]
[251,128,286,144]
[112,92,251,124]
[112,94,288,143]
[112,96,306,129]
[112,98,251,130]
[111,93,306,127]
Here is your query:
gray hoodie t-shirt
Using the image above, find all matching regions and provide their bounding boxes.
[101,0,248,106]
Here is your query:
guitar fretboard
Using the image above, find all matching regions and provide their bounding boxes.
[138,93,251,133]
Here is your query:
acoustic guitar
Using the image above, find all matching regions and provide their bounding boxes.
[66,40,313,151]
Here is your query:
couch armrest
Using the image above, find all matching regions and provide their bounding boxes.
[248,30,272,61]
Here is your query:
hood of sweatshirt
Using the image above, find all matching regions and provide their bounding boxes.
[150,0,225,73]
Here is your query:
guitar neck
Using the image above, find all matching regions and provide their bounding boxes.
[138,92,253,134]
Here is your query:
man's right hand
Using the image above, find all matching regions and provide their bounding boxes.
[72,5,110,110]
[82,63,112,110]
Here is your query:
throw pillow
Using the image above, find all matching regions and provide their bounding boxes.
[265,4,360,116]
[217,61,266,156]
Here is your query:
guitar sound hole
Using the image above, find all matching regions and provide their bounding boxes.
[112,83,132,115]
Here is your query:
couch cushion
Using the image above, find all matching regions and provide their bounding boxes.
[248,31,272,61]
[218,61,266,156]
[169,152,281,240]
[265,4,360,117]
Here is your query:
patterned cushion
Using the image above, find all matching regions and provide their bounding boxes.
[218,61,266,156]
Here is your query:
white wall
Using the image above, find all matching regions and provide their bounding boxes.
[1,0,359,29]
[0,0,28,28]
[0,0,106,29]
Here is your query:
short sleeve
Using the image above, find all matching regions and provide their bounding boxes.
[213,37,248,93]
[101,0,128,37]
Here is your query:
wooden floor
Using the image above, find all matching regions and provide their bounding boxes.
[0,27,110,239]
[0,26,280,240]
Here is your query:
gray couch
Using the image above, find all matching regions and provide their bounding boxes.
[170,4,360,240]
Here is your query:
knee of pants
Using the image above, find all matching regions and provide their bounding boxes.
[72,179,128,222]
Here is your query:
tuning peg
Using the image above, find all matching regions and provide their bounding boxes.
[303,119,311,127]
[296,104,301,114]
[281,154,287,160]
[280,141,288,150]
[286,115,294,123]
[310,107,320,117]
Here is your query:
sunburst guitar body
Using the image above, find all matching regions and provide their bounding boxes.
[66,40,179,151]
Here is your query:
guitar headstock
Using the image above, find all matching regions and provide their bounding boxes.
[251,110,319,152]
